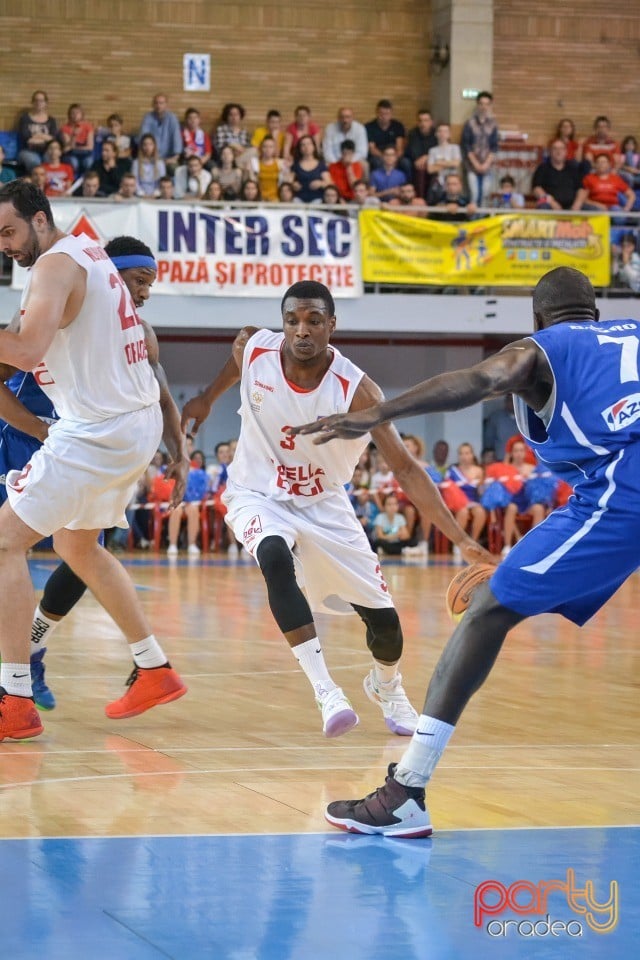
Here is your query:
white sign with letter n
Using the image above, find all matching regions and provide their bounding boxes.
[183,53,210,92]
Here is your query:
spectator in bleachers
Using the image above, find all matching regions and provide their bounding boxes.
[71,168,104,198]
[372,492,412,556]
[29,165,47,192]
[174,154,212,200]
[278,181,297,203]
[251,136,288,202]
[369,146,407,200]
[132,133,166,197]
[445,442,486,544]
[461,90,498,205]
[432,439,450,477]
[328,139,364,201]
[551,118,582,163]
[612,232,640,293]
[323,106,368,166]
[322,184,342,205]
[202,179,222,201]
[366,99,406,173]
[167,450,209,557]
[158,175,176,201]
[494,440,550,557]
[283,105,322,162]
[215,103,251,163]
[251,110,285,157]
[239,179,261,203]
[428,172,477,221]
[91,139,129,195]
[619,136,640,189]
[181,107,212,167]
[139,93,182,172]
[405,109,437,199]
[582,115,621,169]
[103,113,131,159]
[351,486,378,543]
[0,145,16,184]
[351,179,380,207]
[17,90,58,171]
[59,103,95,174]
[211,144,243,199]
[291,135,331,203]
[427,122,462,187]
[369,454,397,510]
[42,141,75,196]
[386,182,427,209]
[574,153,635,212]
[113,172,139,202]
[532,139,583,210]
[492,174,525,209]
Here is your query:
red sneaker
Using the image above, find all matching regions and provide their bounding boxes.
[105,664,187,719]
[0,690,44,741]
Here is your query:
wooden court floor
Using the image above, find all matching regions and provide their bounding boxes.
[1,552,638,959]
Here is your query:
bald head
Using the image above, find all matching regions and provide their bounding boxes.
[533,267,598,329]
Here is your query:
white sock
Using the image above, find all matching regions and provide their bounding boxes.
[1,662,33,697]
[394,715,456,788]
[31,605,60,655]
[374,660,399,685]
[292,638,337,700]
[130,635,167,669]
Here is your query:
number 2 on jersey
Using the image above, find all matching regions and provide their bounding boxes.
[110,272,140,331]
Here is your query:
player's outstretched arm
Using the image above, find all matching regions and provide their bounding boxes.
[0,382,49,442]
[180,326,258,435]
[359,377,497,566]
[142,318,189,507]
[292,340,540,444]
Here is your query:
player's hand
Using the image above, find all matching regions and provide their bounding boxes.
[456,535,498,567]
[291,409,380,444]
[165,457,190,507]
[181,395,211,435]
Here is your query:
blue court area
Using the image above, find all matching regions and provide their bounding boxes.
[1,826,636,959]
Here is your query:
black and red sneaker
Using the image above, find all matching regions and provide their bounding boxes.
[325,764,432,839]
[0,688,44,741]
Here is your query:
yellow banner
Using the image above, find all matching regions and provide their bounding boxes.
[360,210,610,286]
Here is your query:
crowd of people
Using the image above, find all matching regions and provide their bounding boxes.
[4,90,640,225]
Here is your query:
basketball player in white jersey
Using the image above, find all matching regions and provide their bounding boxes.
[0,180,187,741]
[182,281,493,737]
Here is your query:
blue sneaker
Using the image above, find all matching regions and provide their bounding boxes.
[30,647,56,711]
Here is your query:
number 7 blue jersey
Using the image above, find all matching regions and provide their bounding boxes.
[514,318,640,490]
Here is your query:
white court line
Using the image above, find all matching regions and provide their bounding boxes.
[0,823,638,842]
[2,764,639,791]
[42,662,375,680]
[0,742,632,755]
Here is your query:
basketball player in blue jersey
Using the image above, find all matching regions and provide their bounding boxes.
[0,235,189,711]
[296,266,640,836]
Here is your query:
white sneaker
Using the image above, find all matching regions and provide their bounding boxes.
[317,687,359,738]
[188,544,201,556]
[364,669,419,736]
[401,541,428,559]
[167,544,178,556]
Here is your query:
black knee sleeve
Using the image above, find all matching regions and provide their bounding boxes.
[256,536,313,634]
[41,561,87,618]
[351,604,403,663]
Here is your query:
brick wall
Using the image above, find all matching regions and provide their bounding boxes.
[493,0,640,146]
[0,0,431,136]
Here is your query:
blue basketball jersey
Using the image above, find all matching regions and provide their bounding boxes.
[4,371,57,421]
[514,318,640,490]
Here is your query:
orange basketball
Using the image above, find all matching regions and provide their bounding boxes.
[445,562,495,622]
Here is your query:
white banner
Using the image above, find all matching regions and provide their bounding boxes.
[12,201,362,298]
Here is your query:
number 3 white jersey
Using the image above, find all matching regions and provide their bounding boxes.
[229,328,369,504]
[22,233,159,423]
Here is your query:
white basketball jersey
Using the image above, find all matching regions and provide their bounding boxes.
[22,233,159,423]
[229,329,369,504]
